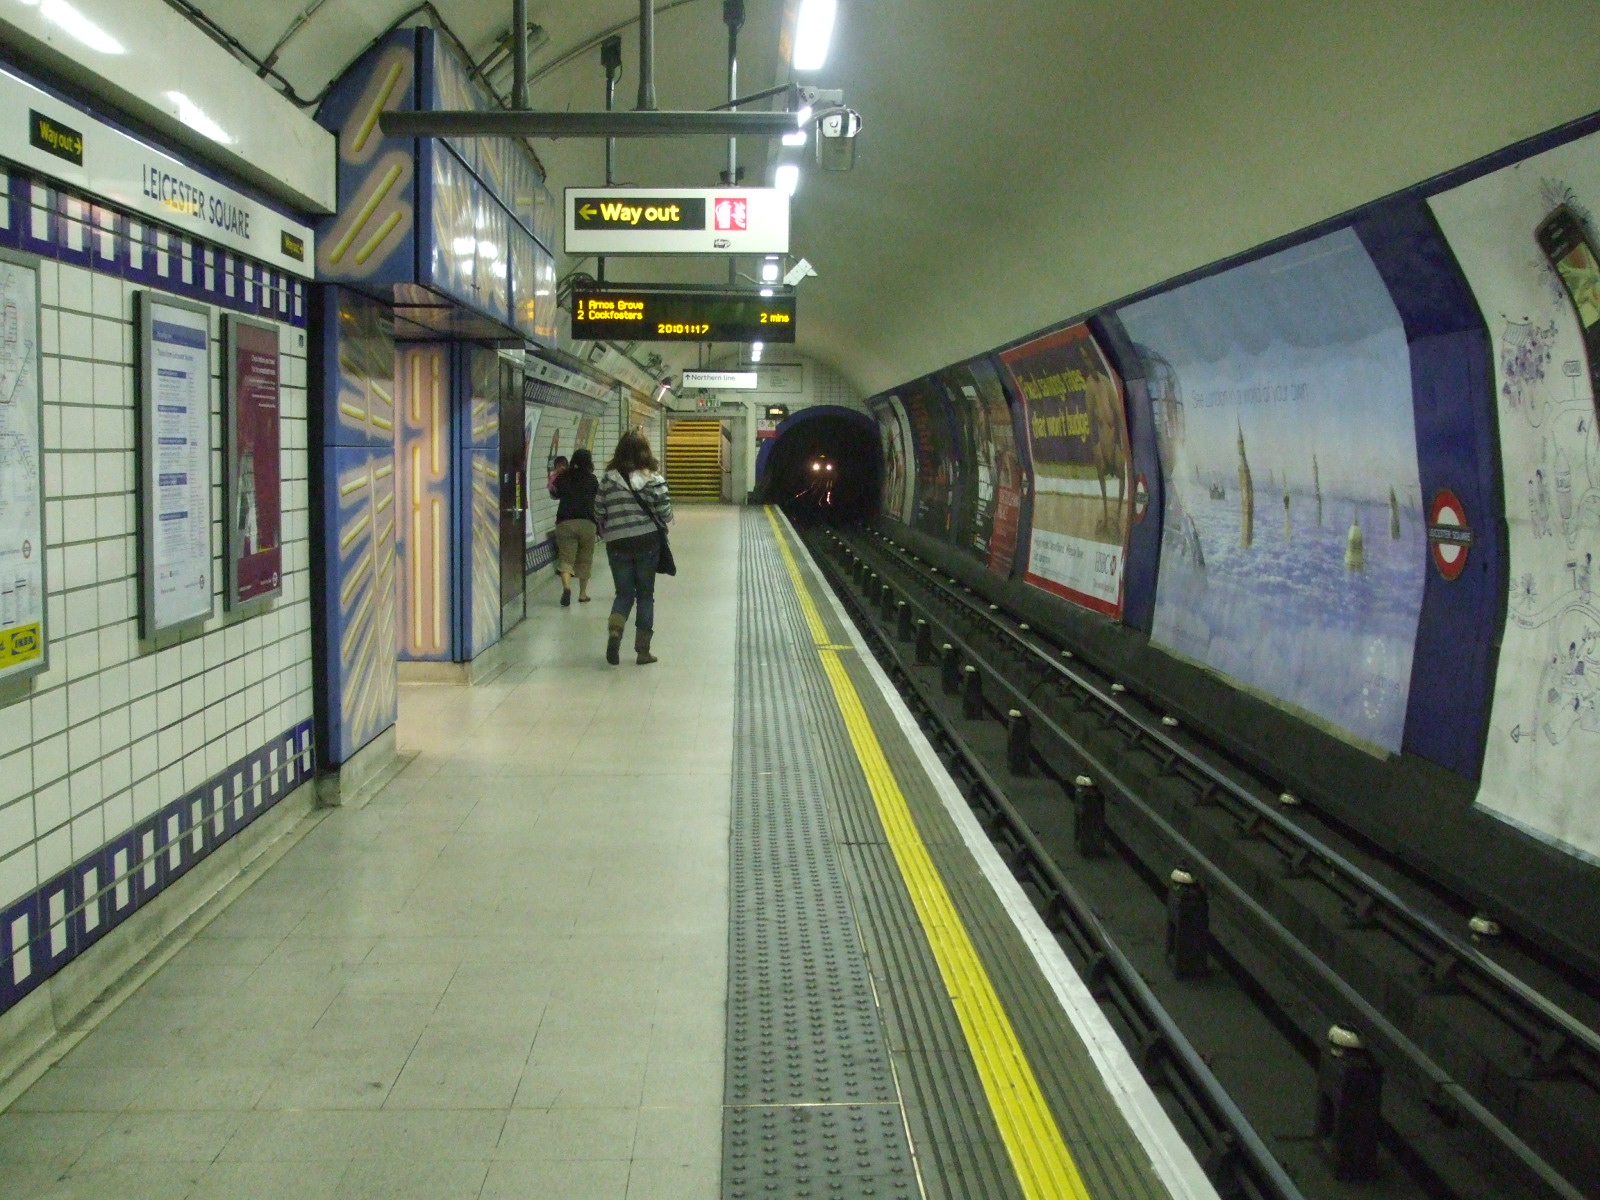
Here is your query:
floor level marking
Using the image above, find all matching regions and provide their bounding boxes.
[764,507,1092,1200]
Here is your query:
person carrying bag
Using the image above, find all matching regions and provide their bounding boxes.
[595,430,675,665]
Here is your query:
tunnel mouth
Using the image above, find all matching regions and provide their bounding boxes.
[756,408,881,524]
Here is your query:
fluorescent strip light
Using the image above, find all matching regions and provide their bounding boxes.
[750,342,764,362]
[782,129,807,147]
[166,92,233,144]
[792,0,837,70]
[36,0,126,55]
[775,164,800,196]
[759,288,774,297]
[760,261,780,283]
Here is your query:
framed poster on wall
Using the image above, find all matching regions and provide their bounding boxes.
[224,315,283,608]
[137,292,214,638]
[0,249,48,689]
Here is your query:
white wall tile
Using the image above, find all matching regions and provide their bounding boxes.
[2,286,316,919]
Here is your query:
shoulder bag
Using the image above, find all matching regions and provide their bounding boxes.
[622,476,677,576]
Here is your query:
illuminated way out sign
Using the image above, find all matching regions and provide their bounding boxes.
[564,187,789,255]
[570,287,796,344]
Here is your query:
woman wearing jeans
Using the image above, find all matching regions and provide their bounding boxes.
[595,430,673,665]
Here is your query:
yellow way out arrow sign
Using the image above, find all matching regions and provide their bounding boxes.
[564,187,790,256]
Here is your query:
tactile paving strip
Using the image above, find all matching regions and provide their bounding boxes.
[726,512,915,1200]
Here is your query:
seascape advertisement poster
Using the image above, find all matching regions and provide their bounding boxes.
[937,359,1023,576]
[999,325,1130,614]
[1430,133,1600,862]
[226,317,283,607]
[902,380,961,538]
[876,393,916,523]
[1117,229,1426,753]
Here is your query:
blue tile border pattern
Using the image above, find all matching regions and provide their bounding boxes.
[0,721,316,1018]
[0,162,309,327]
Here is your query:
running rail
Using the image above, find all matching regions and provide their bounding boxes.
[808,529,1305,1200]
[823,526,1589,1200]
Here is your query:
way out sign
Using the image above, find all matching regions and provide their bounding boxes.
[564,187,789,255]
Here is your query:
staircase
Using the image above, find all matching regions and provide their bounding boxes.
[665,420,724,503]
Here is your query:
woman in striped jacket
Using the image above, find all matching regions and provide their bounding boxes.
[595,430,674,665]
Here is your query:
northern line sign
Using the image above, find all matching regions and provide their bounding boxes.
[564,187,789,255]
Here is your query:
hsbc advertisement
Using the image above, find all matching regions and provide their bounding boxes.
[564,187,789,255]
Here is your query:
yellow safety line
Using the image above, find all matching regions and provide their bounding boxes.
[763,507,1091,1200]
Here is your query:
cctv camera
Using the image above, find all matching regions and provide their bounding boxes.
[815,108,861,171]
[783,258,817,287]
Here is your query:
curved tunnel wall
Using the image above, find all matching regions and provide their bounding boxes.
[756,405,882,520]
[864,113,1600,970]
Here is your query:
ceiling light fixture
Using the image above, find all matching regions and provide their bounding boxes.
[26,0,126,55]
[760,260,780,283]
[775,163,800,197]
[166,92,233,144]
[792,0,837,71]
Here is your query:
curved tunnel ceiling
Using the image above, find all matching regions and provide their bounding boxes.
[188,1,1600,396]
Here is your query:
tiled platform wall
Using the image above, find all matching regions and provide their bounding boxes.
[0,227,315,1017]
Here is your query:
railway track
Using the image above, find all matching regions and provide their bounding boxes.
[799,518,1598,1200]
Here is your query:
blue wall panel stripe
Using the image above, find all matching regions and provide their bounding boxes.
[1354,201,1504,778]
[0,722,315,1020]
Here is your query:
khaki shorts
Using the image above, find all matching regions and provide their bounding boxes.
[554,519,597,581]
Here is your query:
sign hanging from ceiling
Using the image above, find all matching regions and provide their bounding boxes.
[571,286,796,343]
[682,371,759,390]
[564,187,789,255]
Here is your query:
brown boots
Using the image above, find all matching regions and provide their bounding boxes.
[606,618,657,666]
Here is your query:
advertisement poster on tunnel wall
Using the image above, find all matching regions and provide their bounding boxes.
[998,325,1131,614]
[224,316,283,609]
[1117,228,1426,755]
[935,359,1023,576]
[1430,133,1600,863]
[902,379,961,539]
[875,393,916,523]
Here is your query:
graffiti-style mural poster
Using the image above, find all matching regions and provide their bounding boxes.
[938,359,1023,575]
[903,380,961,538]
[322,289,397,763]
[1118,229,1426,753]
[1431,132,1600,862]
[999,325,1130,613]
[876,393,915,522]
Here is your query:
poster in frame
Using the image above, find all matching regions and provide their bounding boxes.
[136,291,215,638]
[0,248,49,691]
[223,314,283,608]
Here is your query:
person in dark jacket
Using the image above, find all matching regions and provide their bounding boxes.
[550,448,598,606]
[594,431,673,665]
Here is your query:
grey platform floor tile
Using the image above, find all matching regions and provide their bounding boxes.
[334,1156,490,1199]
[479,1157,632,1200]
[219,1109,508,1162]
[8,1160,208,1200]
[74,1110,245,1163]
[187,1159,349,1200]
[495,1106,639,1159]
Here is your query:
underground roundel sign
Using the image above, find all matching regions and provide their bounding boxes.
[1427,489,1474,581]
[1132,472,1150,523]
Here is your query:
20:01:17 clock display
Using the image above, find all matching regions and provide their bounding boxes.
[571,287,796,343]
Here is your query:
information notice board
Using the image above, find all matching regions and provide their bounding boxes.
[138,293,214,637]
[224,315,283,608]
[0,250,47,688]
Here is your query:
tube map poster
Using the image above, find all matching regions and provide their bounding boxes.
[0,255,45,684]
[1430,131,1600,863]
[999,325,1131,614]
